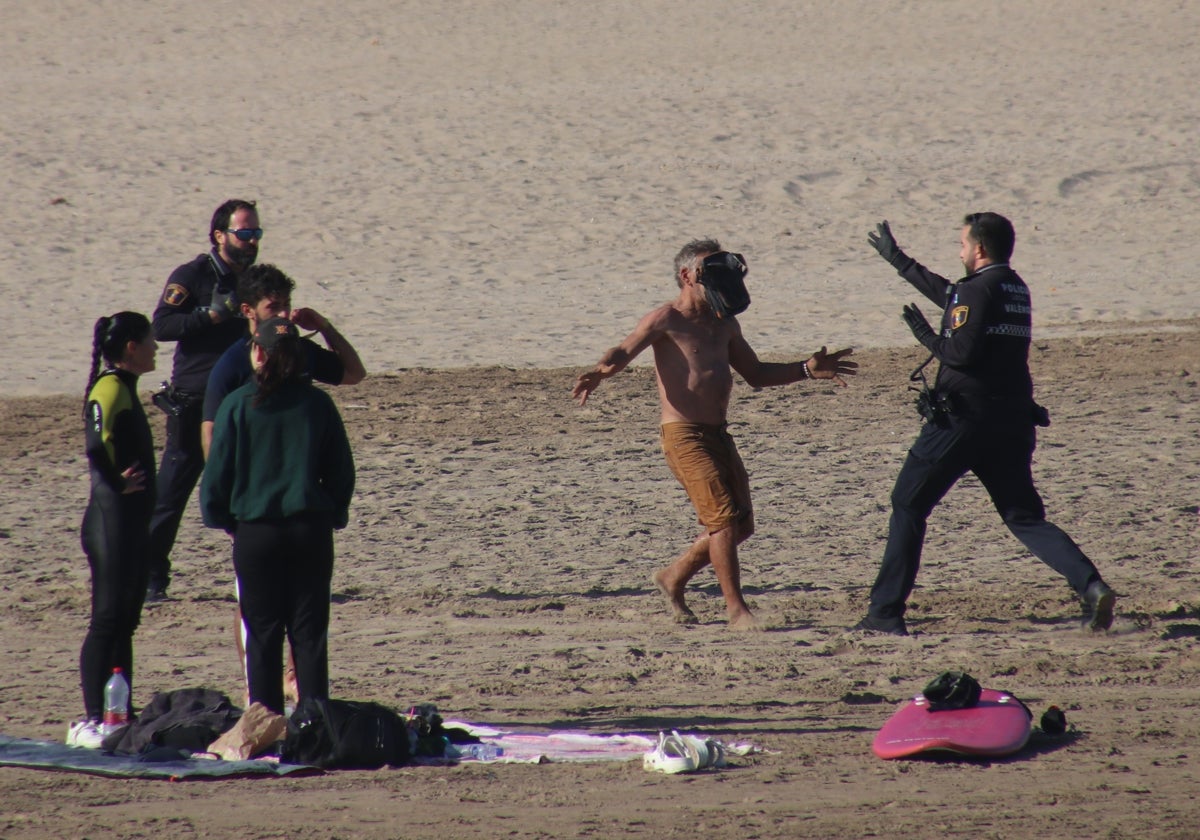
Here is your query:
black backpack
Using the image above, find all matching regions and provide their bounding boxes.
[282,697,411,769]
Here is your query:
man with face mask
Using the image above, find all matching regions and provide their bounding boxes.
[574,239,857,630]
[145,199,262,600]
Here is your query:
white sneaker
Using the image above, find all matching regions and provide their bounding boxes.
[643,731,698,774]
[66,719,104,749]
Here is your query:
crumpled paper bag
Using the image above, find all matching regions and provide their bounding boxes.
[207,702,288,760]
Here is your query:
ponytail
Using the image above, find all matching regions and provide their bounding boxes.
[253,335,305,406]
[84,317,110,417]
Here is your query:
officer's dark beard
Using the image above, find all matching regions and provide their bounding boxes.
[226,245,257,271]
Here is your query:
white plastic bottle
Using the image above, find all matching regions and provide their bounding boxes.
[101,668,130,736]
[460,743,502,760]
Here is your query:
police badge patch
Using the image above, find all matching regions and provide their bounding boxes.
[950,305,970,329]
[162,284,189,306]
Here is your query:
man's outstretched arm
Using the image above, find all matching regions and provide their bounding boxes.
[731,329,857,388]
[573,307,668,405]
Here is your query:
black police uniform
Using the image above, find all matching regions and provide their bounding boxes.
[866,258,1106,626]
[147,250,246,594]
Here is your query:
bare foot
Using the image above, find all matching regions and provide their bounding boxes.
[652,569,698,625]
[284,671,299,705]
[727,610,763,632]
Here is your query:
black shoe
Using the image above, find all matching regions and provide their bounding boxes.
[851,615,909,636]
[145,584,168,603]
[1082,581,1115,631]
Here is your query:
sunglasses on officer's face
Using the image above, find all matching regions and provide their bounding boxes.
[226,228,264,242]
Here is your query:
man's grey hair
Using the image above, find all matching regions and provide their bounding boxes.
[674,238,721,287]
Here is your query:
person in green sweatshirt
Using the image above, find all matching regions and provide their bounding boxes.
[201,317,355,714]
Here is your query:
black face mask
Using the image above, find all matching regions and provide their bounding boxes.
[923,671,982,711]
[698,252,750,318]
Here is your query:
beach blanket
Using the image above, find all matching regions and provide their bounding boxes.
[442,722,760,764]
[1,725,754,776]
[0,734,317,780]
[452,724,654,764]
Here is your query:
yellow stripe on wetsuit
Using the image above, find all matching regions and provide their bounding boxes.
[87,373,135,467]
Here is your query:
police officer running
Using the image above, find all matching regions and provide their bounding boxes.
[853,212,1116,636]
[146,199,261,600]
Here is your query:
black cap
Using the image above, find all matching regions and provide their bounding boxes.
[253,317,298,352]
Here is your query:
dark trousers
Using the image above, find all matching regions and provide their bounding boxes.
[80,496,149,719]
[233,516,334,715]
[147,400,204,588]
[868,414,1100,620]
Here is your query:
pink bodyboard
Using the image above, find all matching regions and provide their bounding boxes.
[873,688,1032,759]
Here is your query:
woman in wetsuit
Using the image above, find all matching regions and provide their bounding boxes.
[69,312,158,748]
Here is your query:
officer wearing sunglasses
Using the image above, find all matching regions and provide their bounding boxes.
[146,199,263,601]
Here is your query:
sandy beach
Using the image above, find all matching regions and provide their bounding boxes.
[1,1,1199,837]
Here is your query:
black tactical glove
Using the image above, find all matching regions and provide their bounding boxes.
[902,303,937,349]
[868,220,912,270]
[208,285,240,323]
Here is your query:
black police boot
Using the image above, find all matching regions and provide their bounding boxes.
[851,614,909,636]
[1081,580,1115,631]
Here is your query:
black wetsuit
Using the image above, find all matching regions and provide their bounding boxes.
[147,251,246,592]
[866,260,1105,622]
[80,369,156,719]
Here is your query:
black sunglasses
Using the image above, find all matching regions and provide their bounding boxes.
[226,227,264,242]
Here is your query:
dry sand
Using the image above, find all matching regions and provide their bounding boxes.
[1,1,1199,838]
[4,1,1200,395]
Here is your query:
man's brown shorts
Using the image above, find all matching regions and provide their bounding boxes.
[660,422,752,534]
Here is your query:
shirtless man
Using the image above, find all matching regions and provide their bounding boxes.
[574,239,857,630]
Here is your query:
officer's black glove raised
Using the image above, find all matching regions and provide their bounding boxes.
[902,303,937,349]
[868,220,913,271]
[208,286,240,323]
